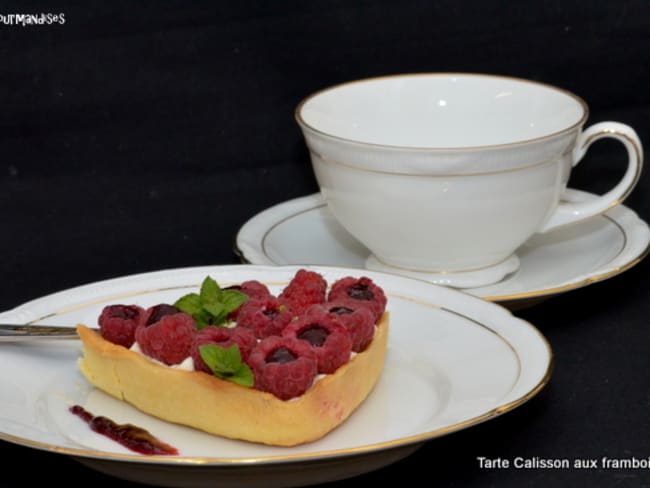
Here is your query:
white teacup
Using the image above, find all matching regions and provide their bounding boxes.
[295,73,643,287]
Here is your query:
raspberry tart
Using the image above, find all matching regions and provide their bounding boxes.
[76,269,389,447]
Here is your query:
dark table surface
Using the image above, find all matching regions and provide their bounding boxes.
[1,1,649,486]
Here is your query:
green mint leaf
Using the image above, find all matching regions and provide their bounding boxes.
[194,309,213,330]
[229,364,254,387]
[200,276,222,305]
[174,293,203,315]
[221,289,248,315]
[203,301,226,324]
[199,344,254,387]
[175,276,249,328]
[174,293,212,329]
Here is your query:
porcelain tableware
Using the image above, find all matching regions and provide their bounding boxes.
[0,264,551,487]
[235,189,650,307]
[296,73,643,287]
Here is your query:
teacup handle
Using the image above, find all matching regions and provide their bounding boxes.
[539,121,643,232]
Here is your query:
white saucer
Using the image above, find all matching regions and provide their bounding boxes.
[235,189,650,307]
[364,253,522,289]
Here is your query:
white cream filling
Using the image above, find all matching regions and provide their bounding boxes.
[129,324,375,393]
[130,341,195,371]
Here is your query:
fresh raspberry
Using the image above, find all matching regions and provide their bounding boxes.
[238,280,272,300]
[327,276,387,322]
[247,336,318,400]
[141,304,181,326]
[135,307,197,365]
[278,269,327,316]
[191,325,257,374]
[229,326,258,357]
[224,280,270,321]
[282,305,352,374]
[97,304,145,348]
[235,296,293,339]
[323,299,376,352]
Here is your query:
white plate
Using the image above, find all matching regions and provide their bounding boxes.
[0,265,551,487]
[236,190,650,307]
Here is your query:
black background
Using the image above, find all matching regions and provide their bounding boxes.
[1,1,649,487]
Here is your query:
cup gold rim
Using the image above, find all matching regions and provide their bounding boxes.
[295,72,590,152]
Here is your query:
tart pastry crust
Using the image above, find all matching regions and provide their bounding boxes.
[76,313,388,447]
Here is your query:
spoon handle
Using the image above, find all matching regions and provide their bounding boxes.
[0,324,80,341]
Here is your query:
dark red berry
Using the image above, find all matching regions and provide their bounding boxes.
[324,299,376,352]
[191,325,257,374]
[328,276,387,322]
[282,305,352,374]
[247,336,318,400]
[238,280,272,300]
[143,304,180,326]
[225,280,269,321]
[98,304,145,348]
[278,269,327,316]
[267,346,296,363]
[135,309,197,365]
[229,326,258,357]
[297,326,329,346]
[235,296,293,339]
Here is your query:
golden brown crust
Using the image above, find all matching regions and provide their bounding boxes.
[76,313,388,447]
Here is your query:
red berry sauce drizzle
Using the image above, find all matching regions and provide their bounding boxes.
[69,405,178,455]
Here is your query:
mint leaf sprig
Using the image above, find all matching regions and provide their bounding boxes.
[199,344,254,387]
[174,276,248,329]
